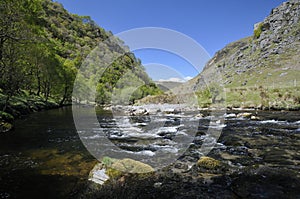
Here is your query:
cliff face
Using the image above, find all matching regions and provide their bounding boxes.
[192,0,300,89]
[173,0,300,109]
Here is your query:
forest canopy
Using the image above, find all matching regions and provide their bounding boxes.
[0,0,161,112]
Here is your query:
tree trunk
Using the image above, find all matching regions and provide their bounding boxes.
[59,85,69,106]
[37,75,41,96]
[3,95,10,112]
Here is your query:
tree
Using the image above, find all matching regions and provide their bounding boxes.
[0,0,33,110]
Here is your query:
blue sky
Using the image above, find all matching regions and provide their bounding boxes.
[56,0,286,81]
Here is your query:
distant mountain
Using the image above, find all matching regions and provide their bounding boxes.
[154,81,183,92]
[174,0,300,109]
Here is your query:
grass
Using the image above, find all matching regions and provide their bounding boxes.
[195,83,300,109]
[225,86,300,109]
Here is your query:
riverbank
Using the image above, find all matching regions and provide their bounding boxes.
[0,92,69,133]
[136,86,300,111]
[1,89,299,134]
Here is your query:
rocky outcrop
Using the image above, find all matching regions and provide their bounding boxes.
[173,0,300,110]
[194,0,300,88]
[253,1,300,58]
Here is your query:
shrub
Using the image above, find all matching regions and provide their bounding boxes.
[254,23,263,39]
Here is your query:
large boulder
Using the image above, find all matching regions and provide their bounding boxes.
[89,157,154,185]
[110,158,154,174]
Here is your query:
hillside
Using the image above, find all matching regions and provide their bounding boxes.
[173,0,300,110]
[154,81,183,92]
[0,0,161,131]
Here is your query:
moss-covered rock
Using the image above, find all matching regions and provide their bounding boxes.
[110,158,154,174]
[0,122,13,133]
[105,167,123,179]
[89,157,154,185]
[197,156,221,170]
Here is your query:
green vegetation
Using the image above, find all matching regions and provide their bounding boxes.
[254,23,263,39]
[0,0,161,128]
[225,86,300,110]
[194,84,300,110]
[102,156,117,168]
[196,88,212,107]
[0,111,14,122]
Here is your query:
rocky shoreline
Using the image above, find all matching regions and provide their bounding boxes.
[104,103,297,118]
[82,154,300,198]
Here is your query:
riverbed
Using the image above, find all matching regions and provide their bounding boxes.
[0,106,299,198]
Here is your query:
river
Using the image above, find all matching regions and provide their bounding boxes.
[0,106,299,198]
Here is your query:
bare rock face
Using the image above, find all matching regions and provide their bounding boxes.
[167,0,300,110]
[256,1,300,54]
[183,0,300,91]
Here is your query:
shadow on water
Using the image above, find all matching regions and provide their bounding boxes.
[1,169,86,199]
[0,106,98,199]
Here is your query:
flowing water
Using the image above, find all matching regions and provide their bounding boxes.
[0,106,299,198]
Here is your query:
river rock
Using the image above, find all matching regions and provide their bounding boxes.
[89,164,109,185]
[195,113,204,118]
[250,115,260,120]
[110,158,154,173]
[163,108,176,114]
[153,182,163,188]
[103,106,112,111]
[197,156,221,170]
[225,113,237,118]
[237,112,252,118]
[89,157,154,185]
[130,108,149,116]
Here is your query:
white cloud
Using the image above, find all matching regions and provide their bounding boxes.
[184,76,193,81]
[158,76,193,83]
